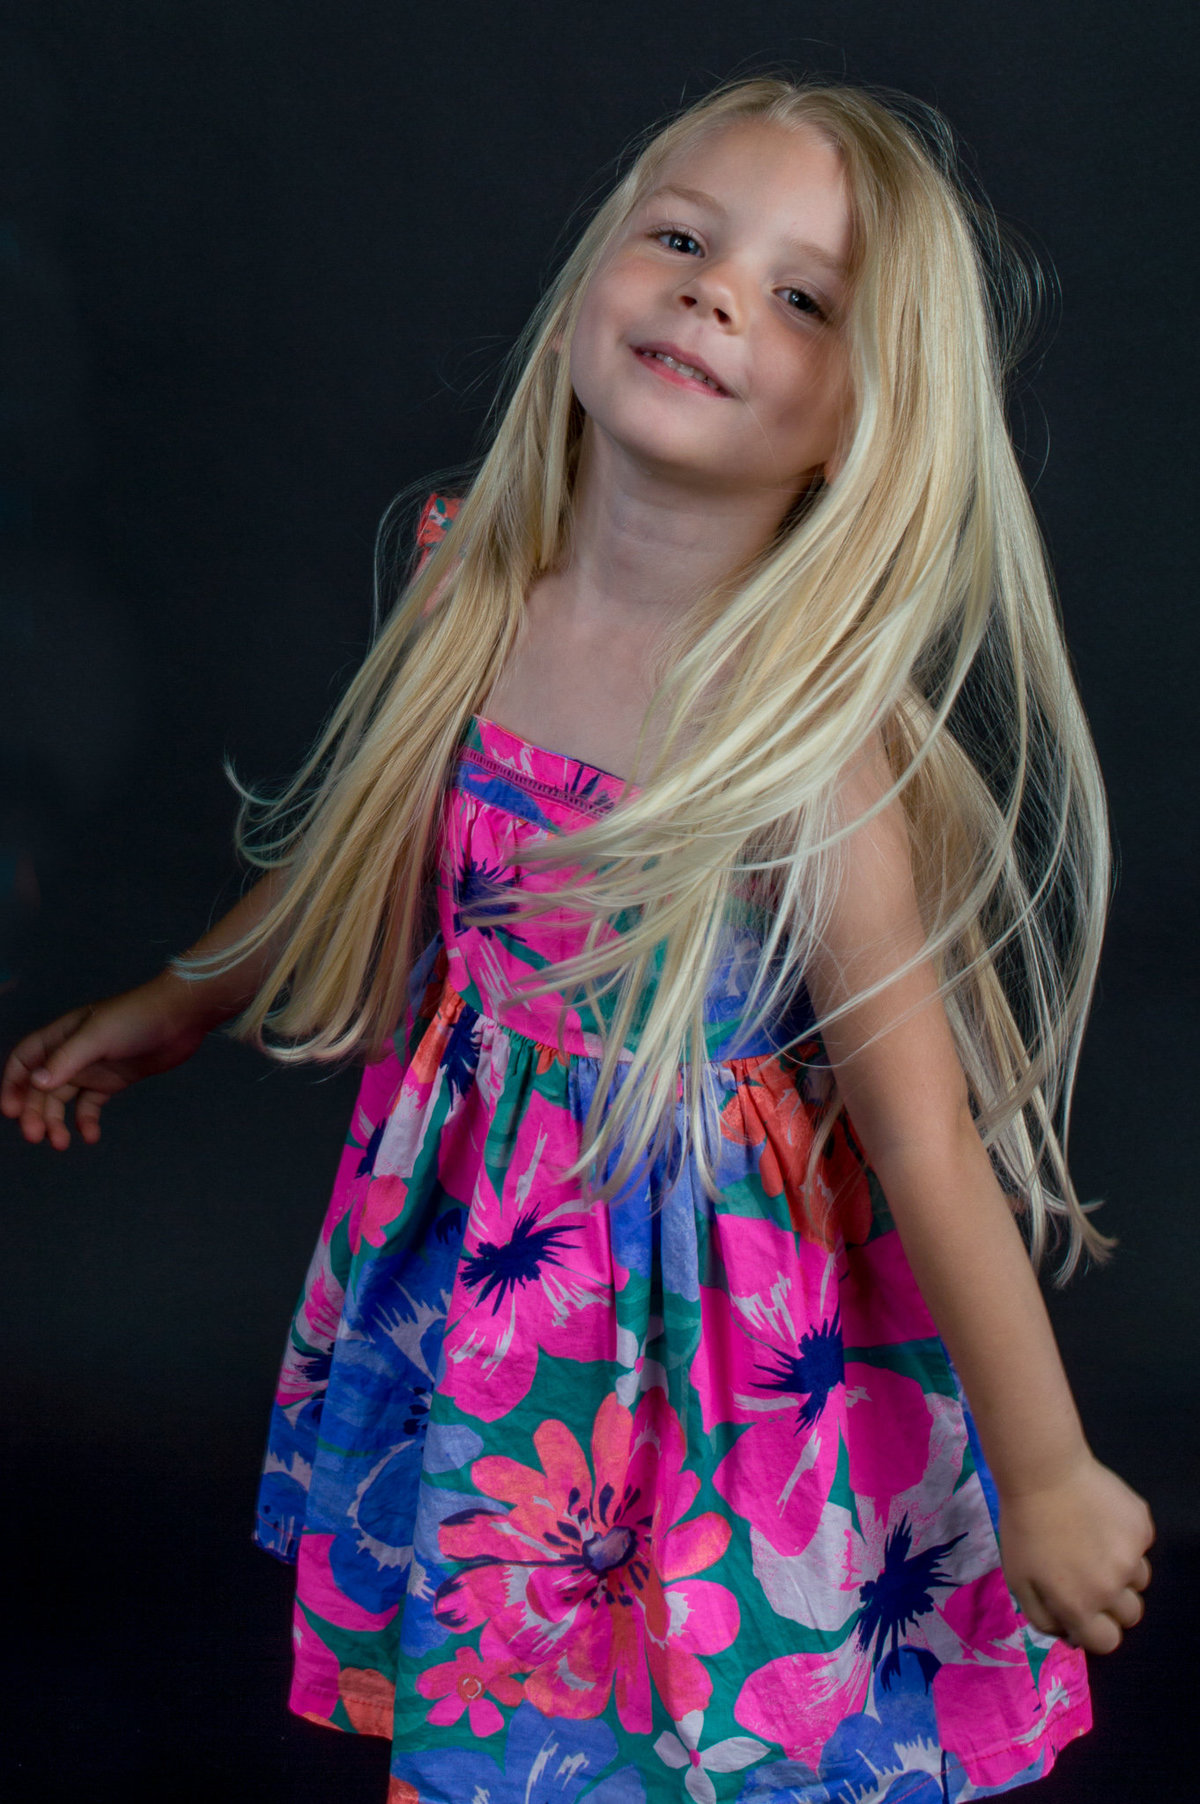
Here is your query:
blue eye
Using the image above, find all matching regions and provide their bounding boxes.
[649,226,830,322]
[655,228,703,255]
[781,286,825,320]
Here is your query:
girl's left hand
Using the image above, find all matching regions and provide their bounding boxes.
[997,1453,1155,1653]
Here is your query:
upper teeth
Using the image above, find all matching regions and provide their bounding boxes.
[647,350,722,390]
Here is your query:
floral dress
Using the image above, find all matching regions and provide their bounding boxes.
[252,496,1092,1802]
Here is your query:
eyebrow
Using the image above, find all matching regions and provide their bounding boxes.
[647,183,849,278]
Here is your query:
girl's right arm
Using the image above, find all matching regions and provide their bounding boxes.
[2,865,291,1150]
[808,736,1153,1653]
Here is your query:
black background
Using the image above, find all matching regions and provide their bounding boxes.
[1,3,1196,1799]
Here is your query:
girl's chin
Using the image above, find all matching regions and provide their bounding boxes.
[586,421,752,484]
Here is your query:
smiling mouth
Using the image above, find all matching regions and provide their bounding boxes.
[633,346,732,396]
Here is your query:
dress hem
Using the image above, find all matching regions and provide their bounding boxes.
[287,1683,1092,1791]
[252,1519,300,1565]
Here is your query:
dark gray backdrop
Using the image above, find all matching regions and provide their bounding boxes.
[2,2,1195,1799]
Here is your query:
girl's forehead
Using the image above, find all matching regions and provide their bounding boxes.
[639,118,853,265]
[652,117,843,193]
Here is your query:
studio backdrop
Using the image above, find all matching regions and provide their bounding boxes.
[1,4,1195,1800]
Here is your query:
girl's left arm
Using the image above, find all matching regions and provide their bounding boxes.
[806,734,1154,1655]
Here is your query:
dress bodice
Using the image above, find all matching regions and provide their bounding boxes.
[435,713,815,1061]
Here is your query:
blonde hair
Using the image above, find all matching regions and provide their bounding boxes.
[174,77,1113,1280]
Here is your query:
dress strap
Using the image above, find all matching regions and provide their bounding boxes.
[415,492,461,572]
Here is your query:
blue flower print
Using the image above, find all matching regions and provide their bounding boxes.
[737,1650,977,1804]
[460,1203,581,1311]
[453,851,515,940]
[255,1393,325,1559]
[856,1520,967,1676]
[455,760,556,830]
[757,1309,846,1431]
[440,1001,483,1101]
[301,1207,466,1611]
[355,1111,388,1177]
[573,1065,709,1303]
[390,1700,646,1802]
[401,1468,496,1657]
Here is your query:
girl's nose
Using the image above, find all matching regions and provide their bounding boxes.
[680,292,733,325]
[677,262,742,328]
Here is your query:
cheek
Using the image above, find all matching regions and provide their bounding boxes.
[568,280,623,407]
[573,256,657,355]
[567,312,603,412]
[770,342,851,437]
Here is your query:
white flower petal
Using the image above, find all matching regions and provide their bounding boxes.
[701,1736,771,1773]
[918,1604,970,1666]
[653,1732,690,1770]
[777,1433,822,1510]
[685,1768,717,1804]
[615,1371,640,1408]
[677,1710,705,1750]
[750,1513,862,1631]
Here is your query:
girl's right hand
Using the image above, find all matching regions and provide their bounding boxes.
[997,1453,1155,1655]
[1,975,214,1149]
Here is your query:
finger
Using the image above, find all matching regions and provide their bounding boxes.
[1132,1556,1152,1591]
[2,1012,89,1106]
[38,1089,74,1152]
[19,1083,77,1147]
[1107,1586,1145,1631]
[0,1056,27,1113]
[23,1007,99,1094]
[74,1090,108,1144]
[1070,1612,1122,1656]
[16,1084,54,1143]
[15,1099,48,1144]
[1017,1582,1064,1639]
[2,1038,52,1112]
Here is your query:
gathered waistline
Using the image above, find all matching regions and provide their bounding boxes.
[408,972,823,1073]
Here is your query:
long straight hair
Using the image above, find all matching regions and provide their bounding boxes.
[173,78,1113,1280]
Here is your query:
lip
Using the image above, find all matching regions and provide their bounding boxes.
[632,340,735,398]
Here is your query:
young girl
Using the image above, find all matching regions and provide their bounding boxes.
[3,78,1153,1802]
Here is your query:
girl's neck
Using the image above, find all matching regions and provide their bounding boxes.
[553,422,797,629]
[482,426,802,779]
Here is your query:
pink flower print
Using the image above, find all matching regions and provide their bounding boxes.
[654,1710,769,1803]
[434,1389,739,1734]
[440,1102,615,1422]
[693,1216,936,1557]
[288,1540,401,1728]
[275,1244,345,1406]
[416,1640,523,1737]
[287,1596,344,1726]
[296,1532,400,1636]
[930,1567,1090,1786]
[735,1392,1009,1767]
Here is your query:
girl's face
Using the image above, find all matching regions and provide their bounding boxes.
[570,119,855,501]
